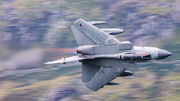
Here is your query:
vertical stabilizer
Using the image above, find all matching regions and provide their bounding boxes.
[71,25,96,46]
[71,19,120,46]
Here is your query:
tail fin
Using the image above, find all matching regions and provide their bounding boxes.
[71,18,120,46]
[71,25,96,46]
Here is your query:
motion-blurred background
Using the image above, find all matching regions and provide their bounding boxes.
[0,0,180,101]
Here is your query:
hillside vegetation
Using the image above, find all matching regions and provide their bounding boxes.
[0,0,180,101]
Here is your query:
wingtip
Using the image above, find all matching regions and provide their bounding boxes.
[44,62,50,65]
[44,62,55,64]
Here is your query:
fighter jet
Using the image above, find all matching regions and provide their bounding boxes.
[44,18,172,91]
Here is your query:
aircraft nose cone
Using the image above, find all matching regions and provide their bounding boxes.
[158,49,172,59]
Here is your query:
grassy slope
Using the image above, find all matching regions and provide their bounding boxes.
[0,65,81,101]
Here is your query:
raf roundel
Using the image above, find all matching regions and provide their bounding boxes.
[80,24,82,27]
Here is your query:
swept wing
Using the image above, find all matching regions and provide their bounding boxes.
[44,54,121,65]
[44,55,88,64]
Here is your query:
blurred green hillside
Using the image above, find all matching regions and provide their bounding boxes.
[0,0,180,101]
[1,0,179,45]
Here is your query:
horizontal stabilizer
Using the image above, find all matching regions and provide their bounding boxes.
[86,66,124,91]
[82,63,101,82]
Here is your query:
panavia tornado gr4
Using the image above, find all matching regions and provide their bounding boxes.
[45,18,172,91]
